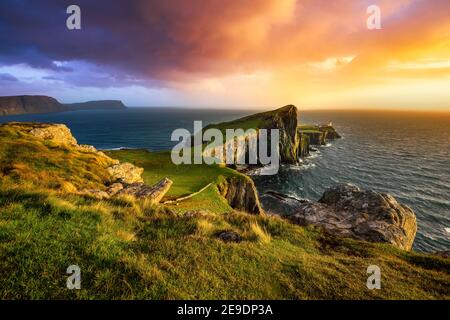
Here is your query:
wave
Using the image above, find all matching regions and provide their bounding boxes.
[287,163,316,171]
[101,146,139,151]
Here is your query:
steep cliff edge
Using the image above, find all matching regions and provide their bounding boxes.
[0,95,126,116]
[203,105,339,165]
[298,124,341,146]
[217,175,262,214]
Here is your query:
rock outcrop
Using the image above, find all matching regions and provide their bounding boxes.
[262,184,417,250]
[107,163,144,184]
[117,178,173,202]
[24,122,172,203]
[268,105,299,164]
[29,123,78,146]
[0,95,126,116]
[299,124,341,146]
[217,231,242,243]
[217,176,262,214]
[297,133,310,158]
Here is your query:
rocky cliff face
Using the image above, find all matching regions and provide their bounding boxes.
[217,176,262,214]
[262,183,417,250]
[297,132,310,158]
[266,105,299,164]
[299,124,341,146]
[0,95,126,116]
[203,105,340,166]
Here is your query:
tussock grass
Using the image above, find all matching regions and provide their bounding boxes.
[248,222,271,244]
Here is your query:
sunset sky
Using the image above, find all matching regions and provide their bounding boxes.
[0,0,449,110]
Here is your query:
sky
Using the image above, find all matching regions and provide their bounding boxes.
[0,0,449,110]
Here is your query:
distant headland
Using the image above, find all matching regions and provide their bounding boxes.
[0,95,126,116]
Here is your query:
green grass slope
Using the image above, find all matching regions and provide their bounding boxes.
[0,122,449,299]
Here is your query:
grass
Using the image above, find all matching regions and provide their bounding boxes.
[202,105,298,135]
[298,124,322,133]
[106,149,241,199]
[1,187,448,299]
[0,122,449,299]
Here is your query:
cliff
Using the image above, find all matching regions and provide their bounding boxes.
[203,104,339,165]
[0,95,126,116]
[217,175,262,214]
[298,124,341,146]
[0,95,65,116]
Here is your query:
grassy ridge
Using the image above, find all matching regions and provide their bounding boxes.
[0,122,449,299]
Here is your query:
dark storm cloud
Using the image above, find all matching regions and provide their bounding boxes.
[0,0,297,85]
[1,0,449,89]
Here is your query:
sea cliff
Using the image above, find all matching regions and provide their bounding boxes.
[202,105,340,166]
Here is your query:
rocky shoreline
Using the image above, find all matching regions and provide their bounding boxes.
[261,184,417,251]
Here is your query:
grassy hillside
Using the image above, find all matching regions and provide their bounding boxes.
[106,149,246,214]
[0,122,449,299]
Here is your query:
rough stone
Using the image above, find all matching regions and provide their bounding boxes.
[78,144,97,153]
[218,176,262,214]
[118,178,173,203]
[217,231,242,243]
[29,124,78,146]
[107,162,144,184]
[106,183,124,196]
[262,183,417,250]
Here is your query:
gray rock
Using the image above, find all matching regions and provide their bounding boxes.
[118,178,173,203]
[262,183,417,251]
[217,231,242,243]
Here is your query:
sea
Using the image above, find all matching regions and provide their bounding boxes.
[1,107,449,253]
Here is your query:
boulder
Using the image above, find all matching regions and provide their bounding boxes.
[78,144,97,153]
[118,178,173,203]
[106,183,124,196]
[217,231,242,243]
[262,183,417,251]
[107,162,144,184]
